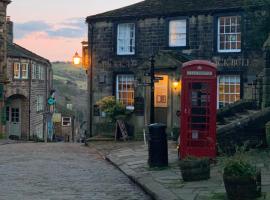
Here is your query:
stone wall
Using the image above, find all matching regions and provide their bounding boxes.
[6,57,52,139]
[88,12,265,136]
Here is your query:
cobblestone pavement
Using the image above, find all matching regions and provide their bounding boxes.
[0,143,151,200]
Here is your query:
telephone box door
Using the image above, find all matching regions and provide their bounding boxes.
[180,60,217,159]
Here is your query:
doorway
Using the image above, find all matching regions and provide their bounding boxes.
[154,75,168,125]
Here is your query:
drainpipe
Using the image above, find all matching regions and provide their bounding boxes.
[28,61,32,140]
[88,23,94,138]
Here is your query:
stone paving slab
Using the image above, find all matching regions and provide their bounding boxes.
[89,141,270,200]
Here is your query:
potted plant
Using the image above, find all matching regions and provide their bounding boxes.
[179,156,210,182]
[223,153,261,200]
[96,96,132,136]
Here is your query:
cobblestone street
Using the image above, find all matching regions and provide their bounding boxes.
[0,143,151,200]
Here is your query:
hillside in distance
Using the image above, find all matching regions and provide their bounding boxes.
[52,62,88,122]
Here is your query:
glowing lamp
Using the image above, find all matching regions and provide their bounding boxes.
[173,79,179,90]
[73,52,81,65]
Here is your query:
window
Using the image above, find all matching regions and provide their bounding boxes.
[40,67,45,80]
[62,117,72,126]
[36,95,44,112]
[218,75,240,108]
[169,19,187,47]
[116,74,135,110]
[6,106,9,122]
[35,65,40,79]
[32,64,36,79]
[11,108,19,122]
[218,16,241,52]
[117,23,135,55]
[21,63,29,79]
[13,63,20,79]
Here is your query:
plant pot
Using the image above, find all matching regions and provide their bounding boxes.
[179,159,210,181]
[223,171,261,200]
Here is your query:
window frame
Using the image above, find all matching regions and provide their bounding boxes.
[116,74,135,110]
[116,23,136,56]
[36,95,44,112]
[21,63,29,79]
[168,18,188,48]
[13,63,21,79]
[215,13,243,54]
[218,75,241,108]
[62,117,72,127]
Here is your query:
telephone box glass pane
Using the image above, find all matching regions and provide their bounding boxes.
[188,82,211,146]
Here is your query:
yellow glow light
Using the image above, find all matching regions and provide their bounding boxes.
[73,52,81,65]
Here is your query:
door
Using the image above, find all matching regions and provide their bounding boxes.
[186,81,211,147]
[9,107,21,138]
[154,75,168,124]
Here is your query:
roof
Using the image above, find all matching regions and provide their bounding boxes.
[138,50,193,71]
[7,42,51,65]
[86,0,268,22]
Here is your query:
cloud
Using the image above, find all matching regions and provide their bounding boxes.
[13,18,86,39]
[47,27,85,38]
[14,21,51,39]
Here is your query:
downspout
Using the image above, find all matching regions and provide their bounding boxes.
[89,22,94,138]
[28,62,32,140]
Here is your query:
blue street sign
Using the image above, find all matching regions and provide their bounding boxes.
[48,97,55,105]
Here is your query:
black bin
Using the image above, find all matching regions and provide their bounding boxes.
[148,123,168,167]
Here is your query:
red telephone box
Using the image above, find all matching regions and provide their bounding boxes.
[180,60,217,159]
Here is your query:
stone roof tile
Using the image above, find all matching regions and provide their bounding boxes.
[86,0,266,22]
[7,42,51,65]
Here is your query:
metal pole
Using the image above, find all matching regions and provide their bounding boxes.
[150,55,155,124]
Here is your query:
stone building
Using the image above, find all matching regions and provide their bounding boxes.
[4,19,53,140]
[0,0,10,136]
[86,0,268,137]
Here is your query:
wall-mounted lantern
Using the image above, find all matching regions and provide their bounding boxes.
[72,52,81,66]
[172,79,182,92]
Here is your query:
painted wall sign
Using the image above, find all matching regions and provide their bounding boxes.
[212,57,249,68]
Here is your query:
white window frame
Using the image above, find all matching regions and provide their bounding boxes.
[218,75,241,108]
[217,16,241,53]
[21,63,29,79]
[169,19,187,47]
[117,23,135,55]
[13,63,21,79]
[62,117,72,127]
[36,95,44,112]
[32,64,36,79]
[35,65,40,80]
[116,74,135,110]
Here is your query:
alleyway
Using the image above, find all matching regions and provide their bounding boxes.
[0,143,151,200]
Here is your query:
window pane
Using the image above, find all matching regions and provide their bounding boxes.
[169,19,187,47]
[218,16,241,52]
[116,74,135,109]
[117,23,135,55]
[218,75,241,107]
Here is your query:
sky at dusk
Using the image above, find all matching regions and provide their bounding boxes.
[7,0,142,61]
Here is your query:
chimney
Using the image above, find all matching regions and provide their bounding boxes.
[6,16,13,43]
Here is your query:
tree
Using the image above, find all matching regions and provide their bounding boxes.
[244,0,270,49]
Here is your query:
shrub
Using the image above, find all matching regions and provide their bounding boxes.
[97,96,130,122]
